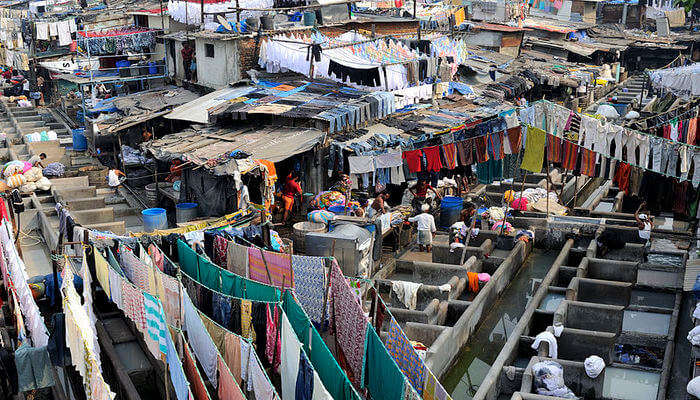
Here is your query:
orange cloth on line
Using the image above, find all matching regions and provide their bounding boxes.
[454,8,466,26]
[467,272,479,293]
[257,159,277,181]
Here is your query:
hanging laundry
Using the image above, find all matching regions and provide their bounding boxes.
[456,139,474,166]
[562,141,579,171]
[475,136,489,163]
[442,143,457,169]
[403,150,423,173]
[330,263,368,387]
[291,255,326,325]
[521,127,546,173]
[385,317,425,395]
[547,135,563,163]
[423,146,442,172]
[580,148,597,177]
[248,247,293,288]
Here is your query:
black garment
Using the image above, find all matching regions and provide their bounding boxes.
[0,347,17,397]
[180,169,236,217]
[251,302,268,365]
[327,60,381,87]
[228,298,242,335]
[47,313,68,366]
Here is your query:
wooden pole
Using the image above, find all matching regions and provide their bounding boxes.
[257,247,274,286]
[546,160,550,216]
[308,45,315,81]
[200,0,205,28]
[236,0,241,23]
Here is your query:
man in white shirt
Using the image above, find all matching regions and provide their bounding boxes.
[408,203,436,252]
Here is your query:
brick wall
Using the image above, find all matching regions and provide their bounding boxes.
[235,20,420,79]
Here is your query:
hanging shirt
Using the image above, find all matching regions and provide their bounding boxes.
[402,150,422,173]
[521,127,546,173]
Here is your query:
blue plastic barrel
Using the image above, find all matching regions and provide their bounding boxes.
[328,205,352,215]
[72,129,87,151]
[440,196,463,228]
[148,61,158,75]
[142,208,167,232]
[303,11,316,26]
[176,203,198,223]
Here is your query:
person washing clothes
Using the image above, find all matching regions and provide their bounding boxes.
[408,203,437,252]
[28,153,46,168]
[107,169,126,195]
[409,179,441,213]
[635,202,654,250]
[234,171,250,212]
[370,192,390,217]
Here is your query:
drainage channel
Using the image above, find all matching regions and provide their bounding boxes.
[441,249,560,399]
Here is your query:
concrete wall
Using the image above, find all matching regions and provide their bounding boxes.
[195,38,241,88]
[473,239,574,400]
[427,240,533,376]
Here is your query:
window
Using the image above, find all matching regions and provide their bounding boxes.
[205,43,215,58]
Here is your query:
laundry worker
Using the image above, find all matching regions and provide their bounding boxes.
[408,203,437,252]
[371,192,390,216]
[181,42,194,81]
[635,202,653,250]
[107,169,126,195]
[280,172,302,224]
[450,202,476,246]
[28,153,46,168]
[234,171,250,211]
[409,179,441,213]
[354,198,369,217]
[22,79,30,98]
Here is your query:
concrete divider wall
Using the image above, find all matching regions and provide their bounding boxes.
[427,239,534,377]
[472,239,574,400]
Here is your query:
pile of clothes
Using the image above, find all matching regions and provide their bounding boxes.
[1,160,51,193]
[531,360,577,398]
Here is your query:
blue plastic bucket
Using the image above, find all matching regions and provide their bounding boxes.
[176,202,198,223]
[440,196,463,228]
[142,208,167,232]
[72,129,87,151]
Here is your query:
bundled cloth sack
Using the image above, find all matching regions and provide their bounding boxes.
[688,376,700,398]
[308,210,334,224]
[42,162,65,177]
[24,167,43,182]
[36,177,51,191]
[20,182,37,194]
[6,174,26,188]
[3,160,24,177]
[688,326,700,346]
[584,355,605,378]
[532,360,577,398]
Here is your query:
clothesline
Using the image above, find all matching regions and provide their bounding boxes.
[643,104,699,130]
[536,99,700,150]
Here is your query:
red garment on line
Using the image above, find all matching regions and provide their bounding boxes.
[614,162,631,195]
[423,146,443,172]
[403,150,422,173]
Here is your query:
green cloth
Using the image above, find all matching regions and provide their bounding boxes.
[177,239,280,302]
[365,326,406,400]
[198,257,221,292]
[520,126,546,173]
[282,291,360,400]
[220,269,280,302]
[476,159,503,184]
[177,240,199,280]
